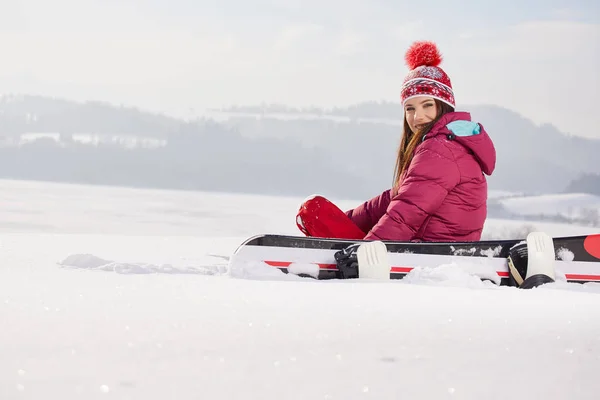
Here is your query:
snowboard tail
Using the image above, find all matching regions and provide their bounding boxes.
[229,233,600,284]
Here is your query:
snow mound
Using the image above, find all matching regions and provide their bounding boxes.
[287,262,321,278]
[59,253,227,275]
[401,262,502,288]
[228,259,307,281]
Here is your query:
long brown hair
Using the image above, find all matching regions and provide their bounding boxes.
[392,99,454,195]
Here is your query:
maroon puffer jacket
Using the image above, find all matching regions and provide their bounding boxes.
[346,111,496,242]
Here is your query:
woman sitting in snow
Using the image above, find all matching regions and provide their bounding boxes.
[296,41,496,242]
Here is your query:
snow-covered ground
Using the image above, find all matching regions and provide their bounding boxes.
[1,179,599,400]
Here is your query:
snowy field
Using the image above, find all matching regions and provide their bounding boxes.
[1,179,599,400]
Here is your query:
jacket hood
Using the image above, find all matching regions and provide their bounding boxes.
[425,111,496,175]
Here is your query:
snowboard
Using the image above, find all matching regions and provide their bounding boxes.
[228,233,600,285]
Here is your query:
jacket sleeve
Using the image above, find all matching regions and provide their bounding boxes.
[345,188,392,234]
[364,144,460,241]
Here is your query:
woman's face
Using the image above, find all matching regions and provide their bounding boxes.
[404,96,437,133]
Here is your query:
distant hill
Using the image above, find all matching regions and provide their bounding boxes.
[211,102,600,194]
[564,173,600,195]
[0,94,180,139]
[1,94,598,199]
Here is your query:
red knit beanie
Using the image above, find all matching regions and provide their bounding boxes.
[400,41,455,108]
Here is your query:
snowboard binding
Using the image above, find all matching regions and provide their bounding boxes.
[507,232,556,289]
[334,243,361,279]
[333,241,391,280]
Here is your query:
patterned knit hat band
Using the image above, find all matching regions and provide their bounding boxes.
[401,77,455,108]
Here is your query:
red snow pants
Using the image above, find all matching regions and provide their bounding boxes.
[296,195,365,240]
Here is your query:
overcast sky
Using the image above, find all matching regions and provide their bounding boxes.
[1,0,598,138]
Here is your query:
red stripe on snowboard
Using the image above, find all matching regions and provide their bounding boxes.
[263,261,600,281]
[264,261,337,270]
[265,262,508,277]
[390,266,413,273]
[264,261,292,267]
[565,273,600,281]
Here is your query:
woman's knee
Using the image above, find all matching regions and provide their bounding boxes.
[299,194,329,211]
